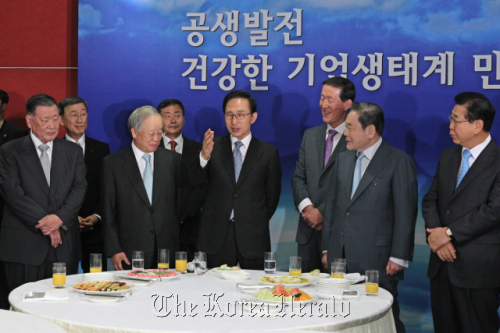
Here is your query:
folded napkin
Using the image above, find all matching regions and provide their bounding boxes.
[344,273,365,284]
[317,289,360,300]
[236,284,270,293]
[24,288,70,301]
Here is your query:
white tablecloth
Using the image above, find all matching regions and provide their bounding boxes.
[0,308,67,333]
[9,270,395,332]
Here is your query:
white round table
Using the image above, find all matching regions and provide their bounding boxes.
[0,309,67,333]
[9,270,396,332]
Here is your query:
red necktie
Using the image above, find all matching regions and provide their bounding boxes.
[170,141,177,152]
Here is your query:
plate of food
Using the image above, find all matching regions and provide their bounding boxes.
[301,270,329,280]
[211,264,241,273]
[125,269,178,280]
[220,270,251,280]
[73,281,133,295]
[254,284,315,304]
[259,275,312,288]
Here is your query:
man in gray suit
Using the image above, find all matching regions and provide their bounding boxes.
[322,102,418,333]
[292,77,355,272]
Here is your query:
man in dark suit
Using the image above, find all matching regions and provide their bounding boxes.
[197,90,282,270]
[157,98,205,262]
[0,94,86,291]
[102,106,181,270]
[59,96,110,273]
[423,92,500,333]
[0,89,27,309]
[322,102,418,333]
[292,77,355,272]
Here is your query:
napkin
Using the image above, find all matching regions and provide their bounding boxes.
[23,288,70,301]
[236,284,270,293]
[344,273,365,284]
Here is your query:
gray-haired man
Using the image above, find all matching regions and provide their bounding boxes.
[101,106,181,270]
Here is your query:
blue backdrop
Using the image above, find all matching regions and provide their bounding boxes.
[78,1,500,331]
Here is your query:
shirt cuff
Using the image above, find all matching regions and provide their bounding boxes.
[199,152,209,168]
[94,214,101,220]
[389,257,409,268]
[298,198,313,213]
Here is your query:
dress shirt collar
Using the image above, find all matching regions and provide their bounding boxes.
[131,141,154,172]
[326,122,346,138]
[31,131,54,157]
[359,137,383,161]
[465,134,491,161]
[230,132,252,151]
[65,133,86,154]
[163,134,184,153]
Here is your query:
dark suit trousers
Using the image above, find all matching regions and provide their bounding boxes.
[207,222,263,270]
[0,261,9,309]
[298,229,324,272]
[431,263,500,333]
[3,247,78,292]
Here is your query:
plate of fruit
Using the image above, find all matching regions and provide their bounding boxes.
[254,284,314,303]
[259,275,311,288]
[73,281,133,295]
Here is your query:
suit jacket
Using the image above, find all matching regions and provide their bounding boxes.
[322,139,418,284]
[292,124,346,244]
[0,121,27,226]
[422,139,500,288]
[101,145,181,268]
[194,134,282,258]
[0,136,87,265]
[66,136,111,245]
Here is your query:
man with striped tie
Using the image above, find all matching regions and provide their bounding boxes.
[423,92,500,333]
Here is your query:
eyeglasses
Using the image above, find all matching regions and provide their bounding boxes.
[225,112,251,120]
[448,115,470,125]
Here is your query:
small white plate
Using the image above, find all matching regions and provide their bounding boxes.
[301,273,329,280]
[220,271,251,280]
[259,276,312,288]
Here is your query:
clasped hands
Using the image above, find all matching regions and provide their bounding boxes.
[427,227,456,262]
[302,205,323,231]
[35,214,63,248]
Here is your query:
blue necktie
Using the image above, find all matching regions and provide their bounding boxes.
[456,149,471,189]
[142,153,153,204]
[230,141,244,220]
[351,152,365,199]
[234,141,243,182]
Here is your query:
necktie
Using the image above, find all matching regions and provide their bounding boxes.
[324,129,337,167]
[234,141,243,182]
[456,149,471,189]
[142,153,153,204]
[351,152,365,199]
[38,144,51,186]
[170,141,177,152]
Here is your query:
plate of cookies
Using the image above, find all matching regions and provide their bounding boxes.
[73,281,134,295]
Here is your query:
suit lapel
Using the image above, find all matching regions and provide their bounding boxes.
[317,125,327,171]
[152,149,166,207]
[49,139,65,197]
[350,140,391,204]
[323,135,346,177]
[444,147,462,203]
[220,136,236,187]
[451,141,496,201]
[121,146,151,207]
[21,136,50,196]
[341,150,356,204]
[237,137,262,186]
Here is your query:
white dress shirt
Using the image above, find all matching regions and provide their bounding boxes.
[163,134,184,154]
[200,133,252,168]
[31,131,53,161]
[131,142,154,178]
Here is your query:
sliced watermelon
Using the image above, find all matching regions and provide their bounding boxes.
[272,284,286,296]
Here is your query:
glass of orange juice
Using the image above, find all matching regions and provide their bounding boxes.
[175,251,187,273]
[90,253,102,273]
[331,258,346,278]
[289,256,302,276]
[53,262,66,288]
[365,270,379,296]
[158,249,169,269]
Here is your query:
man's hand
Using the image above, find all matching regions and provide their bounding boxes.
[79,215,99,230]
[201,129,214,161]
[321,253,328,271]
[36,214,63,235]
[386,260,404,276]
[315,224,323,231]
[436,242,456,262]
[302,205,323,228]
[427,227,451,252]
[112,252,130,271]
[49,229,62,248]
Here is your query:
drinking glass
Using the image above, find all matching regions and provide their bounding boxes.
[89,253,102,273]
[194,251,207,275]
[331,258,346,278]
[53,262,66,288]
[132,251,145,270]
[365,270,379,296]
[158,249,169,269]
[264,252,276,274]
[289,256,302,276]
[175,251,188,273]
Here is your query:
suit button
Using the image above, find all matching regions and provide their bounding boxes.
[233,194,238,198]
[346,212,350,216]
[446,210,451,215]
